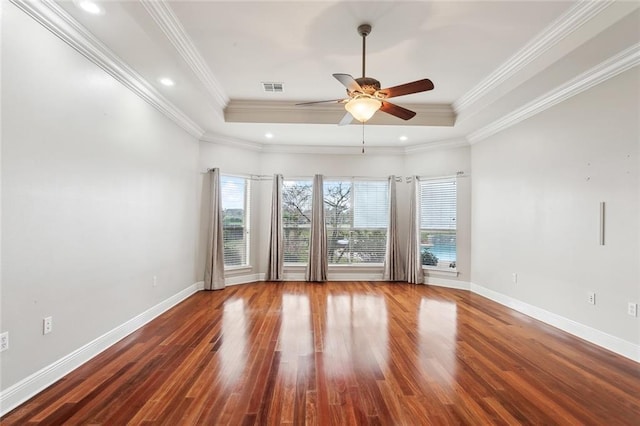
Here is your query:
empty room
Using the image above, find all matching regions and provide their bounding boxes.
[1,0,639,424]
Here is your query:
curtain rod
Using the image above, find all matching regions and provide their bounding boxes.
[200,170,272,180]
[202,171,404,182]
[406,171,468,182]
[202,170,470,182]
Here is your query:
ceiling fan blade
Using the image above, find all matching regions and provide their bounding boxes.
[379,79,434,99]
[295,99,345,106]
[338,112,353,126]
[380,101,416,120]
[333,73,363,93]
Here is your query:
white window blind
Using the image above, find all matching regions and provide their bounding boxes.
[419,177,457,267]
[353,181,388,228]
[221,175,250,267]
[282,180,313,263]
[325,179,388,265]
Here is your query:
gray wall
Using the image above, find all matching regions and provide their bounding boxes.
[1,3,200,390]
[471,69,640,345]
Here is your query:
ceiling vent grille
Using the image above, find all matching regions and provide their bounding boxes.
[262,82,284,93]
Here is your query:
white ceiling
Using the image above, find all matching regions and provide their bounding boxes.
[54,0,640,150]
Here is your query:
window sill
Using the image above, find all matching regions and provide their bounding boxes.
[330,263,383,268]
[284,263,384,268]
[284,263,306,269]
[225,265,252,274]
[422,266,458,277]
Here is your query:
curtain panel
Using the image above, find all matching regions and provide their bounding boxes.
[204,168,226,290]
[384,175,405,281]
[305,174,328,282]
[406,176,424,284]
[266,174,284,280]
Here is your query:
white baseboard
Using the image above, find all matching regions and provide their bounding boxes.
[425,277,470,290]
[470,282,640,363]
[0,281,204,417]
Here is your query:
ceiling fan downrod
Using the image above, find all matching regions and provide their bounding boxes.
[358,24,371,79]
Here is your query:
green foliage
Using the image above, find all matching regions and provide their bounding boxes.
[421,247,439,266]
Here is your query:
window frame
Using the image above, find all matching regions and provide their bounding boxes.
[282,179,313,266]
[324,178,389,266]
[220,174,251,269]
[419,176,457,271]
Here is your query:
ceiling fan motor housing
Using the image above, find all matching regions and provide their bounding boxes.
[351,77,381,96]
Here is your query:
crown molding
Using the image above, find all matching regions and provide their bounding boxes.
[224,100,456,127]
[200,133,406,156]
[261,144,405,156]
[454,0,614,114]
[468,43,640,144]
[10,0,205,139]
[200,132,469,156]
[200,132,264,152]
[404,138,470,154]
[140,0,229,113]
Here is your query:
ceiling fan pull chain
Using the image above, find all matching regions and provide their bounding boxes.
[362,122,365,154]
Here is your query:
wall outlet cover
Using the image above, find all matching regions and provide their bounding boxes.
[43,317,53,335]
[0,332,8,352]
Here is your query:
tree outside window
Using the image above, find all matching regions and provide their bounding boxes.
[282,180,312,263]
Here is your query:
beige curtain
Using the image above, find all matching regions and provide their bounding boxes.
[266,174,284,281]
[305,174,327,282]
[384,176,405,281]
[204,168,225,290]
[406,176,424,284]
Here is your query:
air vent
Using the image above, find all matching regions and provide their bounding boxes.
[262,82,284,93]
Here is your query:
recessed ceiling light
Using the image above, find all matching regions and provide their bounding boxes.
[265,132,274,139]
[159,77,175,87]
[76,1,103,15]
[399,135,408,141]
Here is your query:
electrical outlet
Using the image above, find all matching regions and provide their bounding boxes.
[512,273,518,284]
[628,303,638,317]
[587,292,596,305]
[0,332,8,352]
[43,316,53,335]
[153,275,157,287]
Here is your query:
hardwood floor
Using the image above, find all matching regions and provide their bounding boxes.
[3,281,639,425]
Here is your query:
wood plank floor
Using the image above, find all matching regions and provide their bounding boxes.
[3,281,639,425]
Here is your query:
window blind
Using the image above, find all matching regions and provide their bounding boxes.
[325,179,388,265]
[419,177,457,266]
[221,175,250,267]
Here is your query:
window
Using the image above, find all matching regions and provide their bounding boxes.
[420,177,457,268]
[282,180,313,263]
[221,175,250,267]
[325,180,388,264]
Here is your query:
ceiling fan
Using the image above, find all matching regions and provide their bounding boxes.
[297,24,434,125]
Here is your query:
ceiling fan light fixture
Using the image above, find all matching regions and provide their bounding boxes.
[345,97,382,123]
